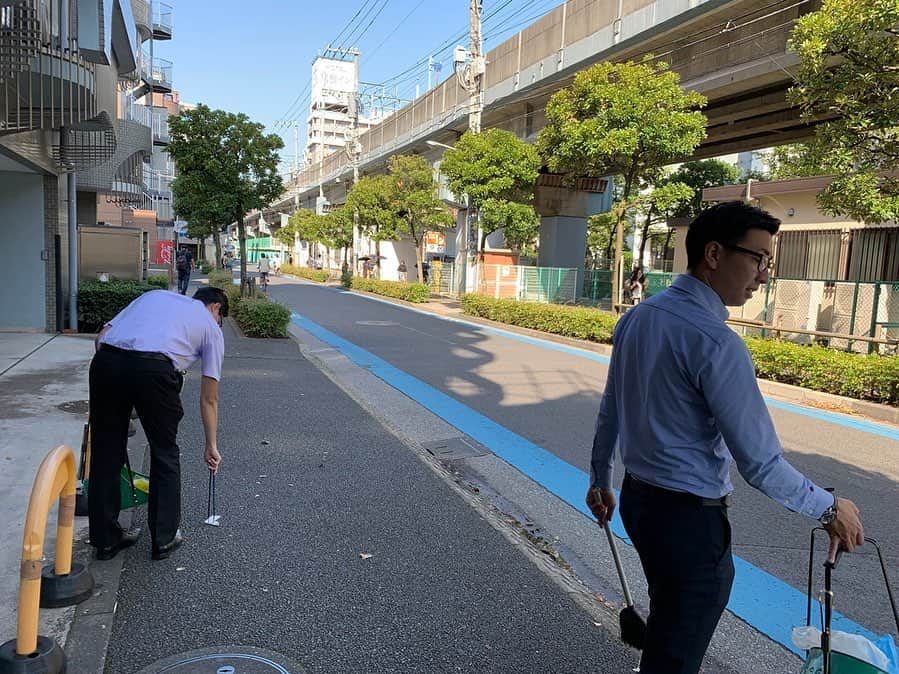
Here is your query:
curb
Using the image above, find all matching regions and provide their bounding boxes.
[345,289,899,427]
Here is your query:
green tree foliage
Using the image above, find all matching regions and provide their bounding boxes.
[667,159,739,218]
[167,104,283,295]
[537,59,706,302]
[633,180,694,264]
[346,174,400,243]
[439,129,541,252]
[388,154,455,281]
[788,0,899,223]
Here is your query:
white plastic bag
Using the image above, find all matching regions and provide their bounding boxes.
[792,626,892,671]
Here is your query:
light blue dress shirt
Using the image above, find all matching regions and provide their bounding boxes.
[590,273,834,519]
[100,290,225,381]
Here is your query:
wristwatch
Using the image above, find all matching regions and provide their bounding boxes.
[819,495,839,526]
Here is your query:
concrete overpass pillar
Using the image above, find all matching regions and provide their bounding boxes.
[535,179,613,272]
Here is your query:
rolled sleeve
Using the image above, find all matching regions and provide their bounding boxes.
[700,334,834,519]
[200,326,225,381]
[590,355,618,490]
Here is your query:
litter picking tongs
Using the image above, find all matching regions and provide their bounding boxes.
[204,470,221,526]
[806,528,899,674]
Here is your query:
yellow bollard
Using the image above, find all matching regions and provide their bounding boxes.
[0,445,94,674]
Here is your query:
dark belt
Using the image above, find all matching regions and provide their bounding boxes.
[625,472,732,508]
[100,343,172,366]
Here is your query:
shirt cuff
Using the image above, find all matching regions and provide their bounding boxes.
[809,488,836,520]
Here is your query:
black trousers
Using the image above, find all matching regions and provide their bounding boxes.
[88,348,183,549]
[619,475,735,674]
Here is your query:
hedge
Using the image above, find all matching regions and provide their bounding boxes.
[281,264,330,283]
[460,295,898,406]
[350,277,431,303]
[78,280,156,331]
[461,294,618,343]
[147,275,169,289]
[744,337,899,406]
[234,296,291,338]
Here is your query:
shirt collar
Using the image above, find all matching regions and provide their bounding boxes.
[671,273,729,321]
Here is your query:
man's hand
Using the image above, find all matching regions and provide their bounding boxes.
[824,497,864,561]
[204,445,221,474]
[586,486,617,528]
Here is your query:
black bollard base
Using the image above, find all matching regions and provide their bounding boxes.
[0,636,65,674]
[39,562,94,608]
[74,486,88,517]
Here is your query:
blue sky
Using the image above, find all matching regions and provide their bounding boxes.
[159,0,564,173]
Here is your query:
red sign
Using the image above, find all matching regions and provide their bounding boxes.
[156,240,174,265]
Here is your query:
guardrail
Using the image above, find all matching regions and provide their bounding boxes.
[0,445,95,674]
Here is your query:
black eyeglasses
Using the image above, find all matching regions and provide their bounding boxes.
[724,244,774,272]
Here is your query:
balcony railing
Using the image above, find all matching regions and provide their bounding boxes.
[140,50,172,92]
[143,164,174,196]
[1,0,99,134]
[152,3,173,39]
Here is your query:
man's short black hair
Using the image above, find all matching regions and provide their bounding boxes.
[685,201,780,269]
[193,286,229,318]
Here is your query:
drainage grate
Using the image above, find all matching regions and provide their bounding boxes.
[423,436,489,460]
[135,647,306,674]
[57,400,89,415]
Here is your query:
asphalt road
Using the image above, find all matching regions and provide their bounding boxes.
[105,317,640,673]
[267,278,899,641]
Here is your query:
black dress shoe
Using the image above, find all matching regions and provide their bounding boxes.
[152,530,184,560]
[96,528,141,561]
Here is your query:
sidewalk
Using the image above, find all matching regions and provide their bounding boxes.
[0,334,95,650]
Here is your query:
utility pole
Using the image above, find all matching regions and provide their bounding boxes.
[467,0,484,134]
[293,121,299,178]
[348,49,363,276]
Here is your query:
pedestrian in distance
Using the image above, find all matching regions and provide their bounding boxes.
[628,266,646,304]
[398,259,408,282]
[586,201,864,674]
[88,287,228,561]
[258,253,270,290]
[175,246,194,295]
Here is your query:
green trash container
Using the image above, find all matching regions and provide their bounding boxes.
[82,466,149,511]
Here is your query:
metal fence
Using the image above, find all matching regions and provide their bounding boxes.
[428,264,899,354]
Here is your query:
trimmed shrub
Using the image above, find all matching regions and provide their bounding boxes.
[234,296,291,338]
[207,270,232,290]
[198,261,213,274]
[461,294,618,343]
[350,277,431,302]
[147,275,169,290]
[341,267,353,288]
[744,337,899,406]
[281,264,330,283]
[78,280,155,331]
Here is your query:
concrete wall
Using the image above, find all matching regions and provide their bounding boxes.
[0,172,46,330]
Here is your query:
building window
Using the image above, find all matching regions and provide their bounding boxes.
[848,228,899,282]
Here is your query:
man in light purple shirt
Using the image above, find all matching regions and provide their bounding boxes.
[586,202,864,674]
[89,286,227,561]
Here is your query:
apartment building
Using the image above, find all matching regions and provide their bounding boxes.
[0,0,183,331]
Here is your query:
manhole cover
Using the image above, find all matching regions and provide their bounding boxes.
[135,646,305,674]
[423,436,489,460]
[355,320,397,326]
[57,400,89,415]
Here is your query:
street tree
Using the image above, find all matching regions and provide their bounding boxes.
[537,59,707,305]
[667,159,739,218]
[788,0,899,223]
[386,154,454,282]
[439,129,541,254]
[633,180,694,265]
[346,173,402,276]
[167,104,283,295]
[324,205,355,267]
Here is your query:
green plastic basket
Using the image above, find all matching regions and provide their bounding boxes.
[800,647,889,673]
[82,467,149,510]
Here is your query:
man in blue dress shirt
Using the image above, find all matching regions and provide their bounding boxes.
[89,286,227,561]
[586,201,864,674]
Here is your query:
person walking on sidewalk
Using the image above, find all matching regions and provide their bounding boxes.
[89,287,227,561]
[586,201,864,674]
[175,246,193,295]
